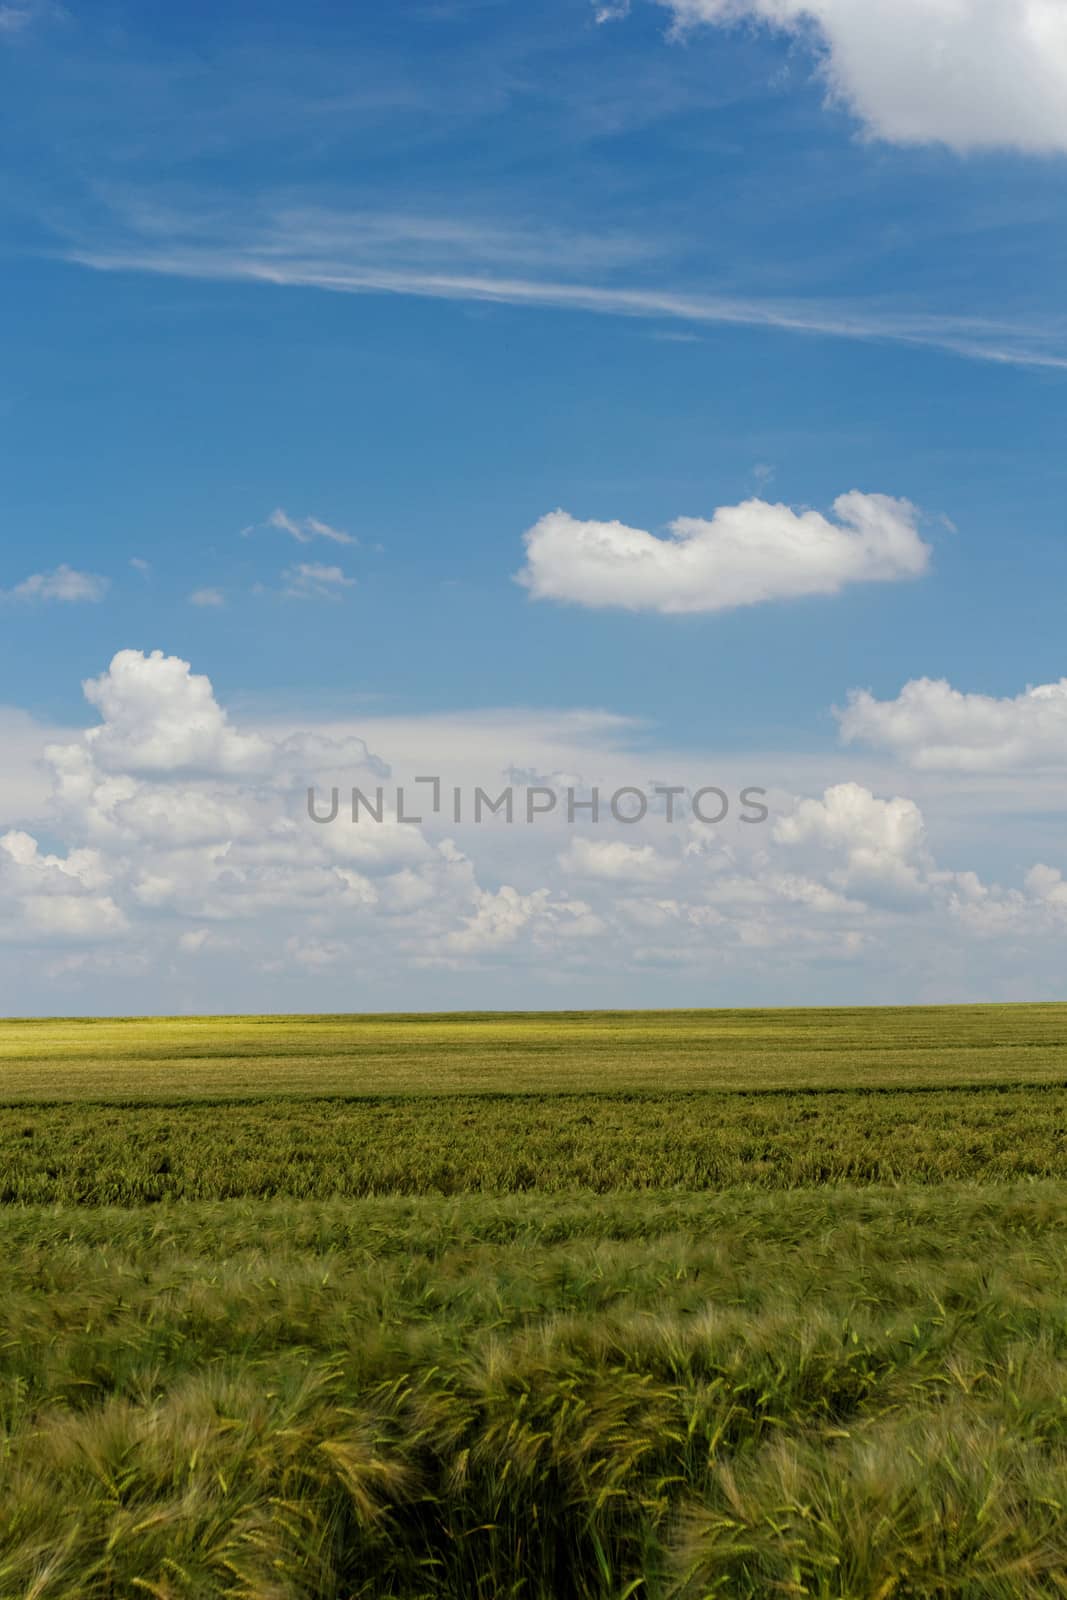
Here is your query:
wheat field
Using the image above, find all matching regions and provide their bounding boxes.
[1,1006,1066,1597]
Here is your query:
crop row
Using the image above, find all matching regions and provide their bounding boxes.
[2,1085,1065,1202]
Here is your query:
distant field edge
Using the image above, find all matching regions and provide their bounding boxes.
[4,1001,1067,1024]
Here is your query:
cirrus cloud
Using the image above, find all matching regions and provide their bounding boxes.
[245,508,355,546]
[282,562,356,600]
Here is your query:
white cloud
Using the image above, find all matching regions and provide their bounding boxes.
[0,829,110,890]
[283,562,356,599]
[759,872,865,916]
[946,859,1067,939]
[445,884,551,954]
[0,830,126,944]
[839,675,1067,772]
[1024,863,1067,908]
[774,781,928,903]
[0,650,484,958]
[656,0,1067,154]
[189,587,225,607]
[4,565,108,603]
[79,649,273,775]
[561,837,677,882]
[252,508,355,546]
[20,893,128,940]
[518,492,929,614]
[0,707,73,827]
[775,780,923,854]
[444,884,605,956]
[4,647,1067,1000]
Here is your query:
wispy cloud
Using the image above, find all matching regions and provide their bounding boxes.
[0,0,64,35]
[63,202,1067,374]
[3,565,108,603]
[282,562,356,599]
[189,587,225,608]
[245,507,355,546]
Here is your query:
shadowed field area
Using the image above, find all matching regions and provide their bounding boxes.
[2,1007,1066,1596]
[3,1185,1067,1598]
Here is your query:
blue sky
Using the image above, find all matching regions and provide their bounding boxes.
[2,0,1067,1012]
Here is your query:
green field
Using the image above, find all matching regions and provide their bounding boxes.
[2,1007,1066,1597]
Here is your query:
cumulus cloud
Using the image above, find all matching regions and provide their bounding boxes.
[1024,863,1067,909]
[445,885,604,956]
[656,0,1067,153]
[0,829,110,891]
[774,780,929,904]
[4,565,108,603]
[2,649,585,967]
[946,858,1067,939]
[20,893,128,940]
[0,830,126,943]
[518,492,929,614]
[79,649,273,775]
[4,646,1067,999]
[839,676,1067,772]
[189,587,225,608]
[561,837,677,882]
[283,562,356,599]
[445,884,551,954]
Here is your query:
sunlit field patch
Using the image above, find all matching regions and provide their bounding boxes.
[4,1002,1067,1100]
